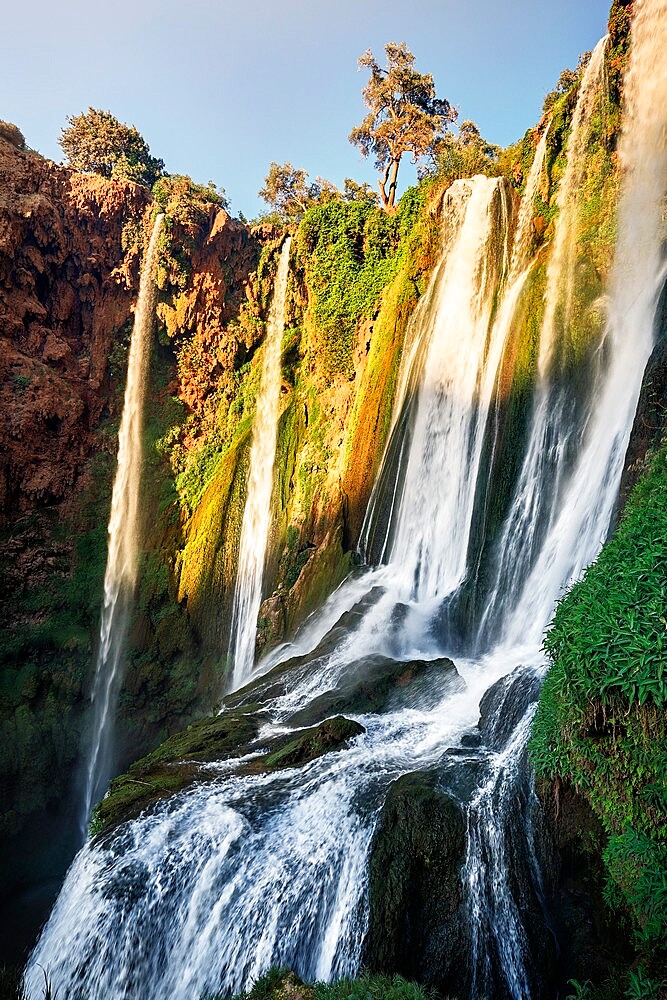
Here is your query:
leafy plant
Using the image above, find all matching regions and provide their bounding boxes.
[59,107,164,187]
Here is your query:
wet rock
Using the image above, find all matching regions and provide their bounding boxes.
[364,771,469,996]
[250,715,365,772]
[477,665,542,750]
[289,653,462,727]
[534,777,635,993]
[95,714,365,836]
[95,710,261,835]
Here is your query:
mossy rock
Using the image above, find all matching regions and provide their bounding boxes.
[94,709,261,835]
[250,715,365,772]
[94,713,364,836]
[364,771,468,996]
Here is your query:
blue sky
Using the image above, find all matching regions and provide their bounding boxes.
[3,0,610,217]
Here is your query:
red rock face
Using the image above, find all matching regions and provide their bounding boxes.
[0,137,150,520]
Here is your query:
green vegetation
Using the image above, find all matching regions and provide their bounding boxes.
[258,162,339,221]
[0,121,25,150]
[11,373,32,394]
[295,185,429,377]
[204,967,435,1000]
[427,120,501,184]
[530,442,667,977]
[59,107,164,186]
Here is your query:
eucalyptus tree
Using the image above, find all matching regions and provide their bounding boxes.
[349,42,456,211]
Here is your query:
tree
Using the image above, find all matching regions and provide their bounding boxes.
[349,42,456,211]
[59,108,164,188]
[427,120,500,182]
[343,177,379,204]
[259,162,340,220]
[0,120,25,150]
[541,52,591,115]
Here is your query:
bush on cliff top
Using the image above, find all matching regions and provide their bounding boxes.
[0,121,25,149]
[59,107,164,187]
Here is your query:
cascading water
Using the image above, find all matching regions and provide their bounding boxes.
[26,4,667,996]
[477,38,609,644]
[228,237,291,690]
[464,1,667,988]
[80,214,164,835]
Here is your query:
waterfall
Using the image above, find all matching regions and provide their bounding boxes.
[25,3,667,995]
[382,176,511,603]
[476,38,610,646]
[464,3,667,989]
[80,214,164,834]
[228,237,291,690]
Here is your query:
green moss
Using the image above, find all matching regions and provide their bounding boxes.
[294,188,427,378]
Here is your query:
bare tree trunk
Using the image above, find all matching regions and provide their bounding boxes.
[378,168,390,209]
[386,157,400,210]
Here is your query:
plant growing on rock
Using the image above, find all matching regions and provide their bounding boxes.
[349,42,456,211]
[0,120,25,149]
[427,119,501,182]
[59,107,165,187]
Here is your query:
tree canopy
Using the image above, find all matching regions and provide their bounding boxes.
[428,120,500,182]
[259,162,339,220]
[349,42,456,211]
[59,108,165,188]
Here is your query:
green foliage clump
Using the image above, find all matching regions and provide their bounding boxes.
[530,442,667,971]
[542,445,667,712]
[427,120,501,184]
[152,174,228,224]
[59,107,164,187]
[295,187,426,376]
[12,373,31,393]
[0,120,26,149]
[258,161,339,221]
[208,968,434,1000]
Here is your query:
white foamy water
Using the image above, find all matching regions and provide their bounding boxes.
[229,237,292,689]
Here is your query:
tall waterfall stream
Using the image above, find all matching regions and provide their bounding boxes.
[228,237,292,690]
[26,2,667,996]
[80,214,164,836]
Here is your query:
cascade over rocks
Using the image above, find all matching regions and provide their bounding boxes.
[94,713,365,837]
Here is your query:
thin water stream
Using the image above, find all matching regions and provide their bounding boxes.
[228,237,292,690]
[80,214,164,835]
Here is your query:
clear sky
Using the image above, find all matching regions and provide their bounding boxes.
[3,0,611,218]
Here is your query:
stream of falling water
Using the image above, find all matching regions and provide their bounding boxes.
[80,214,164,835]
[476,36,609,646]
[26,3,667,995]
[228,237,292,690]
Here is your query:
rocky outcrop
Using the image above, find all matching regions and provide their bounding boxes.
[535,778,635,992]
[0,136,150,517]
[0,137,263,963]
[94,712,364,837]
[364,771,468,994]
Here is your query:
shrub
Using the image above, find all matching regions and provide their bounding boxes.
[59,107,164,187]
[0,121,25,149]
